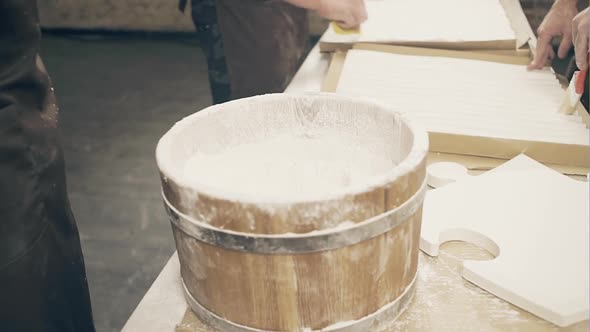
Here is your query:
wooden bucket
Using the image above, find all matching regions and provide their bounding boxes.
[156,94,428,331]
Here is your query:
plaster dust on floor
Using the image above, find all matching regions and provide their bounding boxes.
[183,133,395,202]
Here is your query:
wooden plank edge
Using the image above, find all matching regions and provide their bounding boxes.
[351,43,531,65]
[319,39,517,54]
[427,152,589,177]
[429,131,589,168]
[321,51,347,92]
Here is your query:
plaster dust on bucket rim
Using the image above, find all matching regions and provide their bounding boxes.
[182,133,395,202]
[155,93,429,207]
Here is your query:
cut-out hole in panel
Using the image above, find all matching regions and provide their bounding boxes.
[438,228,499,261]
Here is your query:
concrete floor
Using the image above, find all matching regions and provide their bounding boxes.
[41,33,211,332]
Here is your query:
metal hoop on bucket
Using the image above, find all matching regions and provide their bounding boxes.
[181,274,417,332]
[163,177,427,254]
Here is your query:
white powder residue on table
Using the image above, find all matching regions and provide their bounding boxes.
[183,134,394,201]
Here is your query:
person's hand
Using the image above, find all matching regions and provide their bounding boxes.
[572,7,589,70]
[316,0,367,29]
[528,0,579,70]
[284,0,367,29]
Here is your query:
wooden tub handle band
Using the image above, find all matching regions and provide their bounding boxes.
[162,177,427,254]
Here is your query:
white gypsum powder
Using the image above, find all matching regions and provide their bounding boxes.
[182,133,394,201]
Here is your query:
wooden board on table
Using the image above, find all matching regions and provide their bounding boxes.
[322,44,589,168]
[320,0,517,53]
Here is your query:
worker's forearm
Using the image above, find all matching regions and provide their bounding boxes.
[284,0,320,11]
[553,0,580,7]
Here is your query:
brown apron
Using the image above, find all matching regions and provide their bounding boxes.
[0,1,95,331]
[216,0,309,99]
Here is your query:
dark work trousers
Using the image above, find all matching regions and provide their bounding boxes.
[181,0,232,104]
[216,0,309,99]
[0,1,95,331]
[182,0,309,101]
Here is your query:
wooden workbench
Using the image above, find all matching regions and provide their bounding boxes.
[175,243,588,332]
[121,41,588,331]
